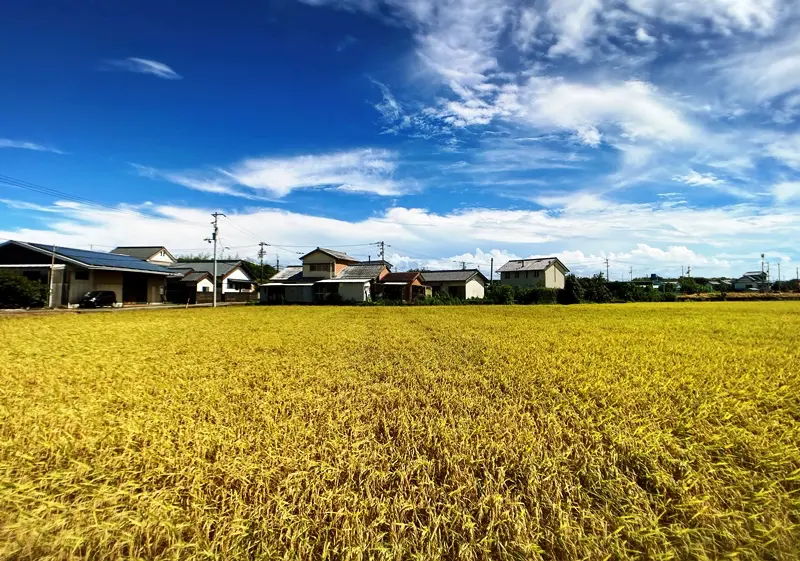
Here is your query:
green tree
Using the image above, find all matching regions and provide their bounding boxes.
[0,271,47,308]
[558,274,585,304]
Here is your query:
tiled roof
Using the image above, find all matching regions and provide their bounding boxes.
[20,242,173,274]
[336,263,388,280]
[421,269,487,283]
[111,246,171,260]
[170,261,248,279]
[497,257,567,273]
[381,272,421,283]
[270,266,303,282]
[302,247,359,262]
[180,271,211,283]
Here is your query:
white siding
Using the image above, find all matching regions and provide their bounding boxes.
[196,277,214,293]
[147,250,175,266]
[465,278,485,299]
[339,281,371,302]
[500,263,567,289]
[222,267,253,293]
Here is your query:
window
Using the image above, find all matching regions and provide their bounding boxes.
[227,280,236,289]
[534,270,540,278]
[75,270,89,281]
[309,263,330,272]
[515,272,520,279]
[201,286,209,293]
[525,271,529,279]
[23,271,42,282]
[502,272,509,279]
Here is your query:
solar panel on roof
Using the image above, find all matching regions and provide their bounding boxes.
[29,243,173,273]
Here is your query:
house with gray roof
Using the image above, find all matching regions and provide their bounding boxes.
[111,246,176,266]
[420,269,488,300]
[0,240,173,307]
[497,257,570,289]
[168,260,255,302]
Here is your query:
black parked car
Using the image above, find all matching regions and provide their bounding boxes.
[78,291,117,308]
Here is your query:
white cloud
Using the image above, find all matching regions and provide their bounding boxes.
[719,36,800,103]
[635,27,655,43]
[107,58,182,80]
[4,197,798,276]
[772,181,800,203]
[0,138,64,154]
[135,149,408,198]
[673,170,724,187]
[546,0,603,61]
[765,133,800,169]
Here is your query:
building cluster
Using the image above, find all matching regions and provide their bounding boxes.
[2,238,780,308]
[0,240,571,307]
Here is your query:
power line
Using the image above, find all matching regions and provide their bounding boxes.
[0,173,208,227]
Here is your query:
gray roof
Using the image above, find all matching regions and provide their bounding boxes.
[180,271,212,283]
[421,269,488,283]
[270,266,303,282]
[111,246,172,261]
[170,261,250,280]
[335,262,388,280]
[302,247,359,262]
[497,257,568,273]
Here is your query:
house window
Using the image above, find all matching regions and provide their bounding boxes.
[515,272,520,279]
[534,270,540,278]
[201,286,209,293]
[525,271,529,278]
[23,271,42,282]
[227,280,236,289]
[75,270,89,281]
[309,264,330,272]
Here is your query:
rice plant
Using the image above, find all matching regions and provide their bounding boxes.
[1,303,799,559]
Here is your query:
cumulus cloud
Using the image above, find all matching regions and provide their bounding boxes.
[106,57,182,80]
[134,149,408,198]
[635,27,655,43]
[0,138,64,154]
[772,181,800,203]
[3,197,797,276]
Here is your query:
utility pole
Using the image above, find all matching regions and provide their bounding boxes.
[460,261,467,270]
[48,244,56,308]
[490,257,494,286]
[378,241,385,262]
[681,265,684,278]
[258,242,267,284]
[206,212,225,308]
[687,265,691,278]
[629,266,633,282]
[604,258,610,281]
[276,255,280,272]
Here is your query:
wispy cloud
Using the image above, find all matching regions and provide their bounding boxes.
[134,149,410,198]
[0,138,64,154]
[105,57,182,80]
[772,181,800,203]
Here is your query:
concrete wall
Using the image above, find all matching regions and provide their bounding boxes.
[339,281,371,302]
[147,276,165,303]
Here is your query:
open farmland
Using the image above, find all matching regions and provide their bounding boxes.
[1,304,800,560]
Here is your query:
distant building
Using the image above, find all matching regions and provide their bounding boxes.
[111,246,177,266]
[420,269,487,299]
[497,257,570,289]
[168,261,256,302]
[376,272,432,302]
[734,271,768,292]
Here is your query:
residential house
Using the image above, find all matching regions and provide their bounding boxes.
[168,260,256,302]
[420,269,487,299]
[313,260,391,303]
[497,257,570,289]
[111,246,177,266]
[259,266,314,304]
[734,271,768,292]
[165,271,215,304]
[260,249,394,304]
[301,247,361,279]
[0,240,172,307]
[376,272,431,302]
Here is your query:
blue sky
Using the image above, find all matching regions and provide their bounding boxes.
[2,0,800,279]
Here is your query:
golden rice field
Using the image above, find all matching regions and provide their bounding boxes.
[2,303,800,560]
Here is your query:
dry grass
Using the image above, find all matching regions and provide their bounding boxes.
[1,303,799,560]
